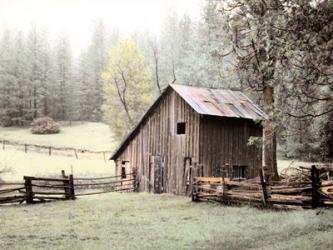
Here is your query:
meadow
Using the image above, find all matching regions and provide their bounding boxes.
[0,122,115,181]
[1,192,333,250]
[1,122,331,250]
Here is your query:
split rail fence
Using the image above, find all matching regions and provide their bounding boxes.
[0,139,111,161]
[0,170,136,205]
[74,171,136,196]
[192,165,333,209]
[0,171,75,205]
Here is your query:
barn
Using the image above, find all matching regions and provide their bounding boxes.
[110,84,265,195]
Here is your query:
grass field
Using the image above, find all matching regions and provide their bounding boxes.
[0,123,332,249]
[0,122,115,151]
[0,148,114,181]
[0,193,332,250]
[0,122,115,181]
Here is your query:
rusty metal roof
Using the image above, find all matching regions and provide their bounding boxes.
[171,84,265,120]
[110,84,265,160]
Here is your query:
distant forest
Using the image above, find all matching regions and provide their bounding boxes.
[0,0,332,163]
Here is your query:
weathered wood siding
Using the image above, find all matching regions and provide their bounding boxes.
[199,116,262,178]
[114,89,263,195]
[115,90,200,194]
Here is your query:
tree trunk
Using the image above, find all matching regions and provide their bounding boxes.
[263,85,279,181]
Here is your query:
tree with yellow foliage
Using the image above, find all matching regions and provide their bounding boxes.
[102,40,153,141]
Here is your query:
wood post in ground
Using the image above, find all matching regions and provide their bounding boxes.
[259,167,269,207]
[49,146,51,156]
[24,176,34,204]
[69,174,75,200]
[2,140,5,150]
[61,170,71,199]
[132,168,138,191]
[311,165,320,209]
[191,177,199,201]
[74,149,78,159]
[24,144,27,153]
[222,176,227,202]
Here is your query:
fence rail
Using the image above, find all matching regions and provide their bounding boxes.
[0,170,137,205]
[192,165,333,209]
[74,172,136,196]
[0,139,111,161]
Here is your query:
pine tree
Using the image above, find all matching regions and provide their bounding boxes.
[54,34,73,121]
[86,21,108,121]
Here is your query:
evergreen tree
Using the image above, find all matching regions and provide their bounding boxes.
[53,34,73,121]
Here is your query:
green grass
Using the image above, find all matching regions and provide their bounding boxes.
[0,122,115,151]
[0,148,114,181]
[1,193,332,250]
[0,122,115,181]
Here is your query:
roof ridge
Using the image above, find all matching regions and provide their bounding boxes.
[170,83,242,92]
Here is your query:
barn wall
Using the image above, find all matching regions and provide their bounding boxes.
[199,116,262,178]
[115,90,200,194]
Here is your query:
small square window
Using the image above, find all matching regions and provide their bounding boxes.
[177,122,186,135]
[232,166,247,179]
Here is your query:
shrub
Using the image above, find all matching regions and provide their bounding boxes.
[31,117,60,134]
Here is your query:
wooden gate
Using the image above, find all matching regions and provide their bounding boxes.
[154,156,164,193]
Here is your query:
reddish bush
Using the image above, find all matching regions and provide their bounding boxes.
[30,117,60,134]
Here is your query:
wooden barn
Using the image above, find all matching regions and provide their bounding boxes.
[110,84,265,195]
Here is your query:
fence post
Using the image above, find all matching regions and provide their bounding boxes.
[132,168,137,192]
[69,174,75,200]
[2,140,5,150]
[191,177,199,201]
[311,165,320,209]
[24,144,27,153]
[61,170,70,199]
[259,167,269,207]
[49,146,51,156]
[24,176,33,204]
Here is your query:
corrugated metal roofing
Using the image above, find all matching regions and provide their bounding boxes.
[110,84,265,160]
[171,84,265,120]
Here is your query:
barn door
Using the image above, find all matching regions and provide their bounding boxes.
[154,156,164,193]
